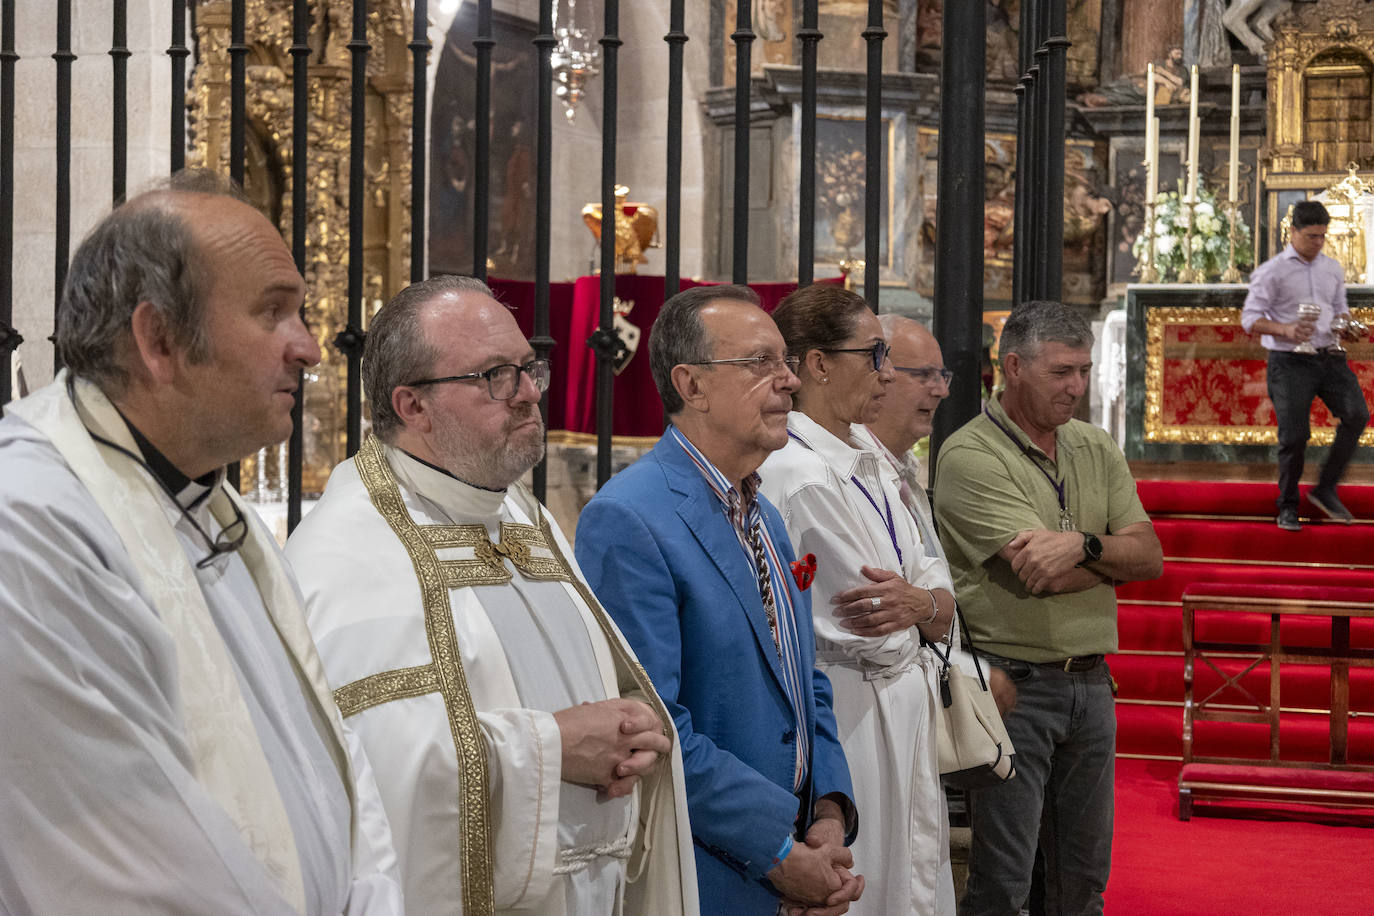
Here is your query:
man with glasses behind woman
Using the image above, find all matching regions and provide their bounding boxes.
[758,286,960,915]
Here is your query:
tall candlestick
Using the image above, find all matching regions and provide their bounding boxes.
[1187,64,1200,202]
[1229,64,1240,202]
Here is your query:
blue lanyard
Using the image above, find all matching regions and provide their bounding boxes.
[788,429,904,566]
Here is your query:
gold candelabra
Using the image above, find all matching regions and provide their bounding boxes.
[1133,198,1160,283]
[1178,196,1204,283]
[1221,198,1242,283]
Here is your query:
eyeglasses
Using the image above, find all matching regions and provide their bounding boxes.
[894,365,954,386]
[404,358,551,401]
[687,354,801,377]
[822,340,891,372]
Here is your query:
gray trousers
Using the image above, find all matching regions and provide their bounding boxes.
[959,654,1116,916]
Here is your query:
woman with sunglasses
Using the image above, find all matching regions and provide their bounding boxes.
[759,285,958,916]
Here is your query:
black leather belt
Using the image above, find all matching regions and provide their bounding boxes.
[1036,654,1103,673]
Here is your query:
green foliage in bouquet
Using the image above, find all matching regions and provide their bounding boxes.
[1132,185,1255,282]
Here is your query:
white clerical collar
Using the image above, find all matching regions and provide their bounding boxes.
[385,443,509,521]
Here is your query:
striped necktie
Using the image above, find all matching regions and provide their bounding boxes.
[748,519,781,654]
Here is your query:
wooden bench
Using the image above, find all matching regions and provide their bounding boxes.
[1179,582,1374,820]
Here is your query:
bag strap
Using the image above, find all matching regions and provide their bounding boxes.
[920,605,991,692]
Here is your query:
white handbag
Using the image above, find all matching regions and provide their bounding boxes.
[927,613,1017,789]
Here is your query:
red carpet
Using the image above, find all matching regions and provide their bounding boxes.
[1106,758,1374,915]
[1113,480,1374,765]
[1102,481,1374,912]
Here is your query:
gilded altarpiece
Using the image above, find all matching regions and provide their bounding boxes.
[1264,0,1374,260]
[189,0,413,495]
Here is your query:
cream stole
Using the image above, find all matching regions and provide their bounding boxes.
[10,374,354,913]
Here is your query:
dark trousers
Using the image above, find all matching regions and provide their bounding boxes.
[960,655,1116,916]
[1267,350,1369,512]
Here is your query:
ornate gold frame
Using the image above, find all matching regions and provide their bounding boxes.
[1145,305,1374,445]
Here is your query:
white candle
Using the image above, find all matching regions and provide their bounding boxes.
[1228,64,1240,202]
[1148,116,1160,204]
[1145,62,1156,174]
[1187,65,1200,202]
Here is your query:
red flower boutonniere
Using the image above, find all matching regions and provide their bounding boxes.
[791,553,817,591]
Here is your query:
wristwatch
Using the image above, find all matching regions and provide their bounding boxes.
[1078,531,1103,567]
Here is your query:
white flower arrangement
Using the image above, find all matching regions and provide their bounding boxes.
[1132,184,1254,282]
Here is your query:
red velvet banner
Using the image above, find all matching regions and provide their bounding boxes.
[1145,307,1374,446]
[490,274,840,439]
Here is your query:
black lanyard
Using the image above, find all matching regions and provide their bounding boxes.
[983,406,1074,531]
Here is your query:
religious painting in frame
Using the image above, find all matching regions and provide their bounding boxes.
[1112,135,1261,291]
[429,8,539,279]
[810,112,906,285]
[1109,139,1184,289]
[1144,305,1374,445]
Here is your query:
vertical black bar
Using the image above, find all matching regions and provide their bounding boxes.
[111,0,129,203]
[1023,1,1044,302]
[797,0,820,287]
[931,0,985,467]
[730,0,753,284]
[0,0,16,408]
[226,0,247,490]
[169,1,188,172]
[53,0,73,362]
[342,0,369,456]
[1040,2,1068,301]
[287,0,310,532]
[862,0,885,309]
[473,0,492,280]
[410,0,429,283]
[1012,0,1034,306]
[595,0,621,488]
[1033,0,1050,300]
[230,0,246,187]
[532,0,556,504]
[664,0,687,299]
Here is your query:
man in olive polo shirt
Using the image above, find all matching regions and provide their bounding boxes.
[933,300,1162,916]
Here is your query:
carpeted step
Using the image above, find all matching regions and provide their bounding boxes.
[1116,561,1374,605]
[1114,601,1374,655]
[1137,480,1374,518]
[1152,517,1374,565]
[1114,703,1374,764]
[1109,652,1374,713]
[1117,601,1186,653]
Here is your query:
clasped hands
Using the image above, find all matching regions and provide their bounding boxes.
[1005,528,1094,595]
[769,814,865,916]
[831,565,936,637]
[553,697,670,798]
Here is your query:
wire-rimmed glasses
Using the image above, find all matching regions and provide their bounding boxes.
[686,354,802,378]
[894,365,954,386]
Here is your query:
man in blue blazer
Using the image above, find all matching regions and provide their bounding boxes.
[576,285,862,915]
